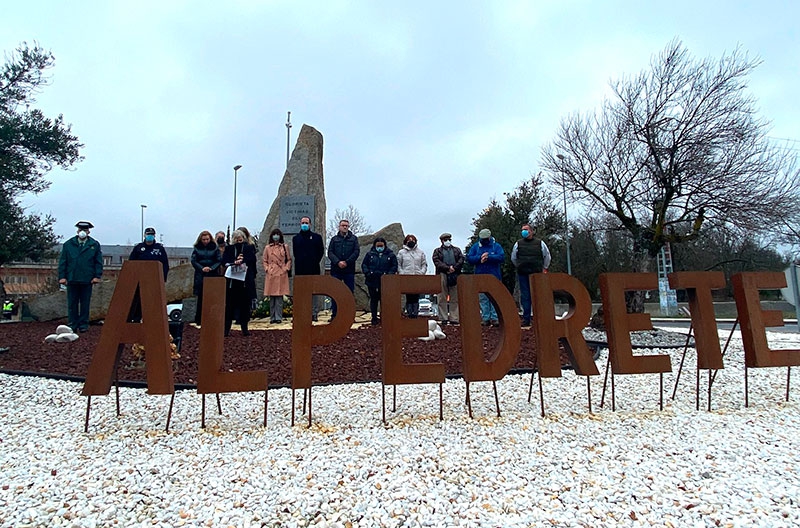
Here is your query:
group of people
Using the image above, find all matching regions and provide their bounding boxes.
[192,220,323,336]
[56,216,550,335]
[336,221,550,328]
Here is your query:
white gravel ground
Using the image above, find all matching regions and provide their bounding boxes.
[1,328,799,527]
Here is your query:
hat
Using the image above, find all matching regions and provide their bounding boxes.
[439,232,452,240]
[75,221,94,230]
[144,227,156,235]
[479,228,491,239]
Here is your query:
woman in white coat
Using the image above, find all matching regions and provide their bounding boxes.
[396,233,427,318]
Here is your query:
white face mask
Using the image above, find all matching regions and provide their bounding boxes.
[443,241,452,247]
[77,231,88,239]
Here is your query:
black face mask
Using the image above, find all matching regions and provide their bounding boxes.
[407,241,416,249]
[216,237,225,245]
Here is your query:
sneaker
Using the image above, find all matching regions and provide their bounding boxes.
[371,318,380,326]
[490,320,500,327]
[522,319,531,327]
[481,320,490,326]
[439,320,449,326]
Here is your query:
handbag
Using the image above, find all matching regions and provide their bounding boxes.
[283,244,292,277]
[446,272,459,287]
[225,263,247,281]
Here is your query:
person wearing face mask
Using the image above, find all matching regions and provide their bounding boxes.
[190,230,222,325]
[432,232,465,325]
[361,237,398,325]
[397,234,428,318]
[129,226,170,281]
[127,226,170,323]
[467,228,505,326]
[58,221,103,332]
[292,216,325,321]
[511,223,551,327]
[223,229,257,336]
[327,219,359,319]
[262,228,292,324]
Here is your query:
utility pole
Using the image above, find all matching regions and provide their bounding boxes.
[286,111,292,169]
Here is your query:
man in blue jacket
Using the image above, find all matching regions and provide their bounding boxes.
[58,221,103,332]
[467,228,504,326]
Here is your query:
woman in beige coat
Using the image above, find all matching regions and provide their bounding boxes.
[262,228,292,323]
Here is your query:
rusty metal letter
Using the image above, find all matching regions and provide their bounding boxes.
[291,275,356,389]
[732,272,800,368]
[457,275,521,382]
[599,273,671,375]
[531,273,598,377]
[382,275,446,385]
[668,271,726,370]
[197,277,268,393]
[82,261,174,396]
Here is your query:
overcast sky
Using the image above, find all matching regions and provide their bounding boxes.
[4,1,799,263]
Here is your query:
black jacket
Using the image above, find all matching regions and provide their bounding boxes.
[223,243,257,300]
[328,231,360,274]
[129,241,170,281]
[191,241,222,294]
[292,230,325,275]
[361,247,398,288]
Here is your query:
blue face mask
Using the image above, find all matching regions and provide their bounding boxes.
[145,235,155,243]
[300,223,310,232]
[376,246,385,253]
[521,229,529,238]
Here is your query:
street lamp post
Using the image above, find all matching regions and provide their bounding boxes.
[286,111,292,169]
[556,154,572,275]
[232,165,242,230]
[140,204,147,241]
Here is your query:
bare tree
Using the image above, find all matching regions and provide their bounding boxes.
[327,204,372,240]
[542,39,800,284]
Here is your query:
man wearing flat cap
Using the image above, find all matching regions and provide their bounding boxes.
[432,232,464,325]
[58,221,103,332]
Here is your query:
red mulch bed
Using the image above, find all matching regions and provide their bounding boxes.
[0,319,561,387]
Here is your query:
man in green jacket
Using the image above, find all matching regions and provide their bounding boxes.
[58,221,103,332]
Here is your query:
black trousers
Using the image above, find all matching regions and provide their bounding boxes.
[405,293,420,318]
[225,282,251,331]
[67,282,93,330]
[368,285,382,321]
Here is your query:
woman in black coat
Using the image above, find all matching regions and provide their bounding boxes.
[360,237,398,325]
[222,229,257,336]
[190,230,221,325]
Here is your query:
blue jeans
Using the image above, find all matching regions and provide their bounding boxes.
[518,273,532,322]
[330,270,355,317]
[479,293,497,322]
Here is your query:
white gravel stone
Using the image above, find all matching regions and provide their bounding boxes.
[0,327,799,527]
